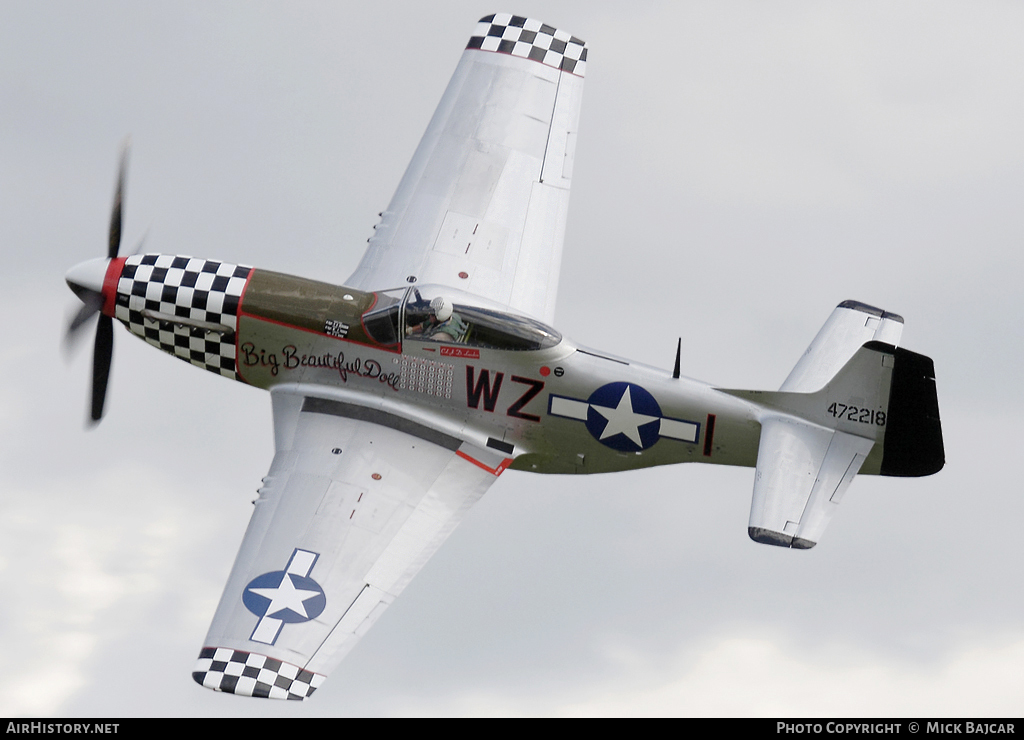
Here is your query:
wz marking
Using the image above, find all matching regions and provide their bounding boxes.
[465,365,545,422]
[827,402,886,426]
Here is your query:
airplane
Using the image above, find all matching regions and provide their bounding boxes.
[64,13,943,701]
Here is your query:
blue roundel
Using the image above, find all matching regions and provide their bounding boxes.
[242,571,326,624]
[584,382,663,452]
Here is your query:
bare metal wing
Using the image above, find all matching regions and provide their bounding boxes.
[345,13,587,323]
[192,387,510,698]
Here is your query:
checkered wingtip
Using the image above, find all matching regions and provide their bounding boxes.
[467,13,587,77]
[192,647,325,700]
[113,254,251,380]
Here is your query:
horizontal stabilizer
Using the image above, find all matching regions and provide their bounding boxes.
[748,418,873,548]
[782,300,904,393]
[727,340,896,548]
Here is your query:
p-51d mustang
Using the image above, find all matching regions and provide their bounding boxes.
[65,13,943,700]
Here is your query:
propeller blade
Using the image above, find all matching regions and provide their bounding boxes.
[108,144,129,259]
[66,291,103,339]
[91,314,114,422]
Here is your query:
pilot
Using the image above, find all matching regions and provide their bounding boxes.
[407,297,467,342]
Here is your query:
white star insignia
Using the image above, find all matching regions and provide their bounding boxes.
[250,574,321,619]
[591,386,658,447]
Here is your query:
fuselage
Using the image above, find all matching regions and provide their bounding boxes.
[98,253,763,474]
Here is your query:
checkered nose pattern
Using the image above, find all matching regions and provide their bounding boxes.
[113,254,251,380]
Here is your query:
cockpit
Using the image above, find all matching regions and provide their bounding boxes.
[361,285,561,352]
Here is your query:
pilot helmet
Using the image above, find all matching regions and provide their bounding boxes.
[430,296,453,322]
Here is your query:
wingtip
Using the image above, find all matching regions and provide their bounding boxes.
[192,647,324,700]
[467,13,587,76]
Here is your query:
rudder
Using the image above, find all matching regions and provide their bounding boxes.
[872,342,944,477]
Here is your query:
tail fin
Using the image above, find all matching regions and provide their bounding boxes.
[722,301,944,549]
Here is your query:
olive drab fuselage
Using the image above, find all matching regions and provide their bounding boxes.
[112,257,766,476]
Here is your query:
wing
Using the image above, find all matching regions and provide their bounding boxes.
[192,387,510,699]
[345,13,587,323]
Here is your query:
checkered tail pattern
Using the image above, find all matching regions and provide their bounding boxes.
[467,13,587,77]
[193,647,325,700]
[114,254,251,380]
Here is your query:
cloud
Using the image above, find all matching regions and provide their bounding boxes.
[0,463,227,716]
[437,633,1024,717]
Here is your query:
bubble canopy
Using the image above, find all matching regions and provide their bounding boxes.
[361,284,562,351]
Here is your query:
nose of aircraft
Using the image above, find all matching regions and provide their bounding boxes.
[65,257,112,303]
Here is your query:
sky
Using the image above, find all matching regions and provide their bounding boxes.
[1,0,1023,718]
